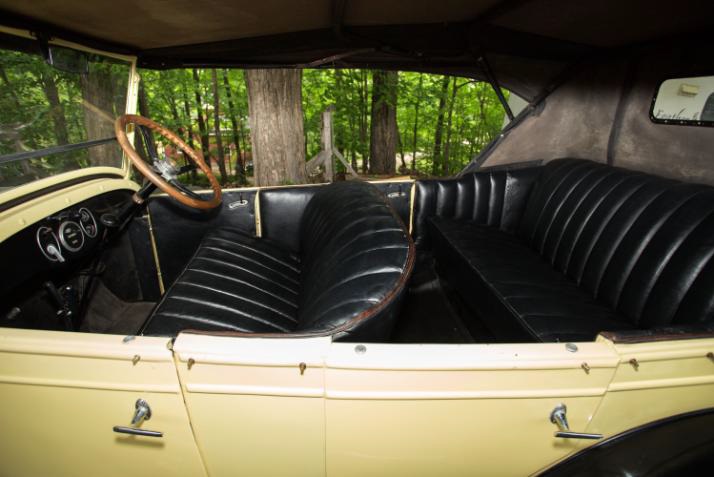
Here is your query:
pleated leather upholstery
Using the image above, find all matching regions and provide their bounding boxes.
[141,227,301,336]
[141,181,414,340]
[296,181,413,338]
[423,158,714,342]
[413,166,540,249]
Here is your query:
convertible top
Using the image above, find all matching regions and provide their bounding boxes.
[1,0,713,99]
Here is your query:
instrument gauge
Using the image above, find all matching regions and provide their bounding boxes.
[37,226,62,262]
[78,207,98,238]
[59,221,85,252]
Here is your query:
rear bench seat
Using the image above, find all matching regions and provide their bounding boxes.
[414,159,714,342]
[141,181,415,341]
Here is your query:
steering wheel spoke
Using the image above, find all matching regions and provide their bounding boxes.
[178,163,197,174]
[114,114,222,210]
[168,179,204,200]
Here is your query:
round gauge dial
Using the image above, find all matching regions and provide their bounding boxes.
[36,226,61,262]
[59,221,85,252]
[78,207,98,238]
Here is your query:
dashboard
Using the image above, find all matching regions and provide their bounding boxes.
[36,207,99,263]
[0,189,134,299]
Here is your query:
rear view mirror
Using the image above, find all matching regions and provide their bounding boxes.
[650,75,714,127]
[42,44,89,75]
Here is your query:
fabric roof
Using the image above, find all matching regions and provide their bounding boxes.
[1,0,712,99]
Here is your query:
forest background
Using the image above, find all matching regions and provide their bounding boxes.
[0,48,509,188]
[138,68,507,186]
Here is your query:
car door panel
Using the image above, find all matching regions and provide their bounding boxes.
[583,337,714,438]
[324,341,619,476]
[0,329,206,477]
[173,333,330,477]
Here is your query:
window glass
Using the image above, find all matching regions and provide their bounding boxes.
[651,75,714,126]
[0,38,130,192]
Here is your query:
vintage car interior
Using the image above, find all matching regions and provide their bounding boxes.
[1,1,713,347]
[1,1,714,476]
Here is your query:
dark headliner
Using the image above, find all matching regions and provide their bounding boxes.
[1,0,713,99]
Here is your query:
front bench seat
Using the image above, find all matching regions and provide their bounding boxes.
[140,181,415,341]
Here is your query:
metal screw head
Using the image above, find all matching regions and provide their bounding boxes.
[354,344,367,354]
[565,343,578,353]
[122,335,135,343]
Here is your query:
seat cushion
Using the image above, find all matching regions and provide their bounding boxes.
[141,227,301,336]
[142,181,414,340]
[429,217,635,342]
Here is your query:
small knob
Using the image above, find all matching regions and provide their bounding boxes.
[100,213,119,228]
[46,244,65,263]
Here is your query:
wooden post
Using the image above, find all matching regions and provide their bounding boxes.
[322,107,334,182]
[306,105,359,181]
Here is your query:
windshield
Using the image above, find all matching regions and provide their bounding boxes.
[0,34,131,192]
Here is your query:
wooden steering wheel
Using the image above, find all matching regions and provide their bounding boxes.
[115,114,222,210]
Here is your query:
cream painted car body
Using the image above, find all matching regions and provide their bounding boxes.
[1,311,713,476]
[1,27,714,477]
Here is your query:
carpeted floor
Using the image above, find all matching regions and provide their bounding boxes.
[80,280,155,335]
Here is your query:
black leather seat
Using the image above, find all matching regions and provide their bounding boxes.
[141,181,415,340]
[416,159,714,342]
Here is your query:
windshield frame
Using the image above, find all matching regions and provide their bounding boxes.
[0,25,139,204]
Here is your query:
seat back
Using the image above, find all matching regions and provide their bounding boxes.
[518,159,714,328]
[296,181,415,340]
[412,166,541,249]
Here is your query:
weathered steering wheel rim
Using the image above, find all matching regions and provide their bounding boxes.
[114,114,222,210]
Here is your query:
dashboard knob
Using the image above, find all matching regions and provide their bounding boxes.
[100,213,119,228]
[46,244,65,263]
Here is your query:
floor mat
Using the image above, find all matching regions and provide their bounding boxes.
[392,256,479,343]
[81,280,155,335]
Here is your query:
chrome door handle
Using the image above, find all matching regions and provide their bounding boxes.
[131,398,151,426]
[113,426,163,437]
[113,398,163,437]
[550,404,603,440]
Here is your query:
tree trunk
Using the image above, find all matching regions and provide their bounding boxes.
[136,80,156,162]
[359,70,369,174]
[397,126,406,172]
[411,73,423,173]
[41,73,69,145]
[80,65,121,166]
[431,75,450,176]
[210,69,228,185]
[181,81,198,180]
[0,65,22,109]
[442,77,458,176]
[192,69,211,165]
[244,69,306,186]
[369,70,398,175]
[222,69,246,183]
[162,79,189,166]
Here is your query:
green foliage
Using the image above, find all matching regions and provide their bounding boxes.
[1,44,508,190]
[0,47,129,188]
[141,67,507,182]
[300,70,506,177]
